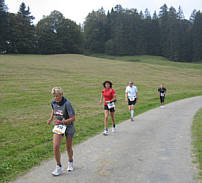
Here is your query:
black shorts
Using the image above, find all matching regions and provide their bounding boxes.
[128,98,137,106]
[104,105,115,112]
[160,96,165,103]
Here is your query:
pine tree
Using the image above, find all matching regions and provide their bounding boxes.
[0,0,8,53]
[179,19,193,62]
[159,4,169,57]
[150,11,160,55]
[176,7,192,61]
[12,2,36,53]
[84,8,108,53]
[167,7,180,61]
[190,10,197,23]
[177,6,185,20]
[18,2,34,22]
[192,11,202,61]
[143,9,153,54]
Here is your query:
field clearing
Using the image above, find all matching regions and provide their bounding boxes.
[0,54,202,182]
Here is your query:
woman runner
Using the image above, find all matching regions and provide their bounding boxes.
[99,81,117,135]
[47,87,76,176]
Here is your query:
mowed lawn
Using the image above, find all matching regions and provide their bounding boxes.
[0,54,202,182]
[192,108,202,180]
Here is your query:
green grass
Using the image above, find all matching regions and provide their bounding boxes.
[91,54,202,69]
[192,108,202,180]
[0,54,202,182]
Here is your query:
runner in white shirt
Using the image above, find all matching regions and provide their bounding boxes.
[125,81,138,121]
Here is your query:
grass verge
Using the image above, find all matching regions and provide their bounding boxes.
[192,108,202,180]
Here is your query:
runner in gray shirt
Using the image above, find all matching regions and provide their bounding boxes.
[47,87,76,176]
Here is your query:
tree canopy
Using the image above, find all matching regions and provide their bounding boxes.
[84,4,202,62]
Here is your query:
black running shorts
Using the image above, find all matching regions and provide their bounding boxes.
[104,105,115,112]
[128,98,137,106]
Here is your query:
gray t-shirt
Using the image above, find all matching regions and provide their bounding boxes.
[51,97,75,125]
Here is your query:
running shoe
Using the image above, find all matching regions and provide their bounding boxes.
[52,165,63,176]
[103,130,109,136]
[131,117,134,121]
[67,161,74,172]
[112,127,116,132]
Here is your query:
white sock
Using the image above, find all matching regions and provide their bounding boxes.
[131,110,134,118]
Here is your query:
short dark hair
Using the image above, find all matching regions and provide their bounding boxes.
[103,80,112,88]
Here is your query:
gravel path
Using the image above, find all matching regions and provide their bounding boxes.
[12,96,202,183]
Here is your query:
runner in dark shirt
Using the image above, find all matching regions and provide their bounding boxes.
[158,84,167,108]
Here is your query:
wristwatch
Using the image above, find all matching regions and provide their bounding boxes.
[62,120,65,125]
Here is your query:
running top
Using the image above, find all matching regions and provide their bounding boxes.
[125,86,138,98]
[51,97,75,125]
[158,87,167,97]
[102,88,116,105]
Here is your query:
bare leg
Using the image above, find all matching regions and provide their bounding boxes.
[53,134,63,165]
[104,110,109,128]
[66,138,73,161]
[110,111,115,126]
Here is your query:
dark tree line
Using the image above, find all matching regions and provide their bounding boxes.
[0,0,202,62]
[0,1,83,54]
[84,5,202,62]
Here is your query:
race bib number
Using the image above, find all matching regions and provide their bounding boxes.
[129,97,135,101]
[107,101,115,109]
[52,125,66,135]
[160,93,165,97]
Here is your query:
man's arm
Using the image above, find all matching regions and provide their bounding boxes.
[125,92,128,102]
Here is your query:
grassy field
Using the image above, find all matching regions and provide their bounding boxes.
[91,54,202,69]
[192,108,202,181]
[0,54,202,182]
